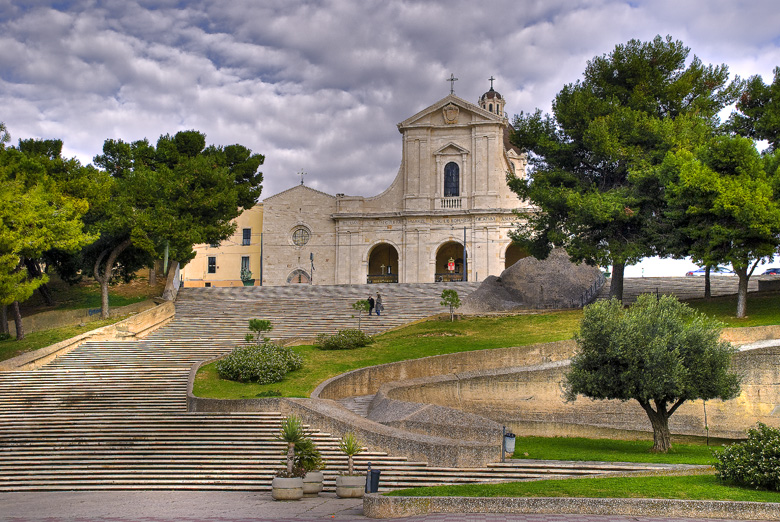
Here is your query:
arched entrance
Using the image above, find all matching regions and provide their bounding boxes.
[286,269,311,284]
[505,243,529,270]
[367,243,399,283]
[435,241,466,282]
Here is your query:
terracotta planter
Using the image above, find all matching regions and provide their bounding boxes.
[271,477,304,501]
[335,474,365,498]
[302,471,324,497]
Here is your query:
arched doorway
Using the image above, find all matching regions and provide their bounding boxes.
[435,241,466,282]
[367,243,399,283]
[286,269,311,284]
[505,243,529,270]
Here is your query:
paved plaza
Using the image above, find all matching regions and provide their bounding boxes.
[0,491,777,522]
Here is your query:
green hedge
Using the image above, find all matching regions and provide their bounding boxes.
[715,423,780,491]
[314,329,373,350]
[215,342,302,383]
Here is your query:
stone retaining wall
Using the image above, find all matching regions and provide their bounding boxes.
[0,301,175,371]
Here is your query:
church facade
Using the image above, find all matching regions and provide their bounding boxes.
[261,85,530,286]
[182,84,531,287]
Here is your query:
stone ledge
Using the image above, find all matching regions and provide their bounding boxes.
[363,493,780,520]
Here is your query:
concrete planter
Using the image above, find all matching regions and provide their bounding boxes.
[302,471,324,497]
[271,477,304,500]
[335,475,365,498]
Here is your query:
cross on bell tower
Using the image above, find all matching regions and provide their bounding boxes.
[297,169,307,185]
[446,73,458,95]
[488,75,495,89]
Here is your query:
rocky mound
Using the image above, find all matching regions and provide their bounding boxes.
[461,249,604,313]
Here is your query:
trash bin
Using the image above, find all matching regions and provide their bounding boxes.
[365,469,381,493]
[503,432,516,455]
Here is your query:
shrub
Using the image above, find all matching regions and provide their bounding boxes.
[715,423,780,491]
[215,342,302,383]
[314,329,373,350]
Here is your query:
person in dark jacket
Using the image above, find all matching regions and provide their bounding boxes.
[368,295,375,315]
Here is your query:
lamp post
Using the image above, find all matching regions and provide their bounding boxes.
[310,252,314,285]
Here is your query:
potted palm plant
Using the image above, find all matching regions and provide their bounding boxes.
[335,432,365,498]
[272,415,306,500]
[295,438,325,497]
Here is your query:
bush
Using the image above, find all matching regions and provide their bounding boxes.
[715,423,780,491]
[314,329,373,350]
[215,342,303,383]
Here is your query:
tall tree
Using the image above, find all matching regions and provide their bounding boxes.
[662,136,780,318]
[89,130,263,317]
[0,147,94,338]
[566,295,741,452]
[508,36,740,300]
[728,66,780,151]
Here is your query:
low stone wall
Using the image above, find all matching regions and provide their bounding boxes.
[363,493,780,520]
[8,299,159,337]
[187,359,499,467]
[0,301,175,371]
[312,340,577,401]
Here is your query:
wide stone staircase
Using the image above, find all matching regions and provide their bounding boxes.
[0,282,684,491]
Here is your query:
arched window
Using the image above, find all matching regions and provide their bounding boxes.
[489,103,493,113]
[444,162,459,197]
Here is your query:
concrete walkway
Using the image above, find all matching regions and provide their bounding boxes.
[0,491,776,522]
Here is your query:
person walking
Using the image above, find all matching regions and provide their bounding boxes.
[367,295,375,316]
[375,293,384,316]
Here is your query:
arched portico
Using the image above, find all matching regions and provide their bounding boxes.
[367,242,399,283]
[435,241,467,282]
[505,243,529,270]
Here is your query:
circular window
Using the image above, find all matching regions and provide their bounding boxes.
[292,227,310,246]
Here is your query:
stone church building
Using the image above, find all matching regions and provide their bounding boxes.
[182,84,531,287]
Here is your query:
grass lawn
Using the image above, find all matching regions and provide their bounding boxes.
[193,310,582,398]
[385,473,780,503]
[194,292,780,399]
[511,436,734,465]
[0,316,130,362]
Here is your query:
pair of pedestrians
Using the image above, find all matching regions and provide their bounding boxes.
[368,293,384,316]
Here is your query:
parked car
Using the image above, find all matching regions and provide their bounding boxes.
[763,268,780,275]
[685,267,735,277]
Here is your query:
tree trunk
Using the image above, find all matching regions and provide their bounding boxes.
[347,455,354,476]
[640,401,672,452]
[1,305,8,335]
[12,301,23,341]
[287,443,295,475]
[161,260,180,301]
[704,265,711,299]
[736,270,749,319]
[93,239,133,319]
[609,261,625,301]
[149,266,156,286]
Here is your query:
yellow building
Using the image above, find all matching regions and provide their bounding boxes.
[181,205,264,287]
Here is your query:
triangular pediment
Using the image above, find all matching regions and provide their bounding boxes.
[398,94,501,129]
[263,183,336,203]
[434,142,470,155]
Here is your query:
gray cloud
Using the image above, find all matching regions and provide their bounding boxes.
[1,0,779,199]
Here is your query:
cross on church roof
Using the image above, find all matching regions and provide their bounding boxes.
[488,76,495,89]
[297,169,307,185]
[446,73,458,95]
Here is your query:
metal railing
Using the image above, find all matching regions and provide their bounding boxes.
[435,273,464,282]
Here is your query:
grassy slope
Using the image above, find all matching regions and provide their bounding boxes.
[193,310,582,398]
[386,474,780,503]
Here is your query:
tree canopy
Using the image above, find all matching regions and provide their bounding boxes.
[508,35,740,300]
[566,294,741,452]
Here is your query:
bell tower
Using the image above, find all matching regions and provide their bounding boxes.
[479,76,505,117]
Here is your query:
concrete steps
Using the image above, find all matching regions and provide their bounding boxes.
[598,276,761,304]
